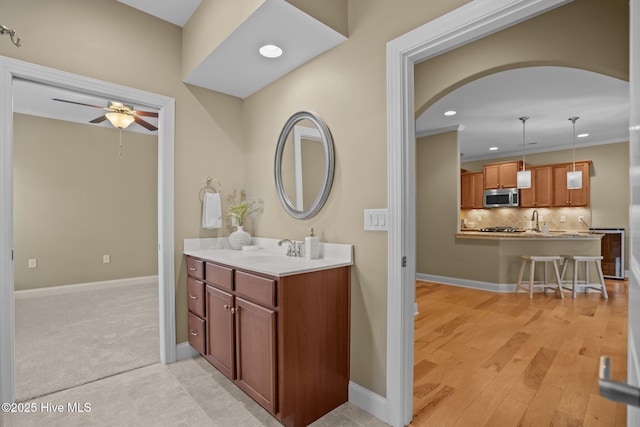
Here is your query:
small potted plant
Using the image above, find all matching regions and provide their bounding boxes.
[226,189,263,249]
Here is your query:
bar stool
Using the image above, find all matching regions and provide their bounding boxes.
[559,255,608,299]
[516,255,565,299]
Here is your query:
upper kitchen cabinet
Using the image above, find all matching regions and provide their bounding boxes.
[519,166,552,208]
[552,161,591,207]
[483,160,522,189]
[461,171,484,209]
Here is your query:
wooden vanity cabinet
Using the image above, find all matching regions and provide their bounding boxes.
[205,285,235,380]
[186,257,206,354]
[552,161,590,207]
[483,160,522,189]
[184,255,350,427]
[519,165,552,208]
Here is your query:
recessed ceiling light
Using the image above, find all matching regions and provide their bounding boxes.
[259,44,283,58]
[577,133,589,138]
[444,110,457,116]
[489,146,499,151]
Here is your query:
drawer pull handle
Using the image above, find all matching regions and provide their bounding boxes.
[188,295,198,300]
[188,267,197,271]
[231,307,237,314]
[223,304,230,310]
[189,330,198,336]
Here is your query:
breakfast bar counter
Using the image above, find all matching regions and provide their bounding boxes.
[456,230,604,240]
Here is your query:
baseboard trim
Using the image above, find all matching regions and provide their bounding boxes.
[348,381,388,424]
[14,275,159,299]
[416,273,516,293]
[175,342,199,361]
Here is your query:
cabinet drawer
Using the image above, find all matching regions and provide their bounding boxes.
[186,257,204,280]
[205,263,234,291]
[188,312,206,355]
[187,277,205,317]
[235,271,276,307]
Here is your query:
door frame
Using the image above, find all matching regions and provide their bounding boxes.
[385,1,572,425]
[0,56,176,404]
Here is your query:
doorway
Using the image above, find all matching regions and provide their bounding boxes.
[385,1,587,426]
[0,56,176,404]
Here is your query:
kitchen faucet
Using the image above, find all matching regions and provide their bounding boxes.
[531,210,540,232]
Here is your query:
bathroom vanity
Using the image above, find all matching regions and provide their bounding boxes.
[184,239,352,427]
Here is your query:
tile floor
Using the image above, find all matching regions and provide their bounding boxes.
[3,356,389,427]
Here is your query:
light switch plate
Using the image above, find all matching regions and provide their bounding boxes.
[364,209,389,231]
[28,258,37,269]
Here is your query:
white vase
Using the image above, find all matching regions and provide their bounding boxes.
[228,225,251,250]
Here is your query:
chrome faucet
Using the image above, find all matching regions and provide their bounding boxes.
[531,209,540,232]
[278,239,301,257]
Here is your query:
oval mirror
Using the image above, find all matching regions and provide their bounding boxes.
[274,111,334,219]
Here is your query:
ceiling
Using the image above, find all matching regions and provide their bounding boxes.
[416,66,630,162]
[119,0,347,99]
[12,0,346,130]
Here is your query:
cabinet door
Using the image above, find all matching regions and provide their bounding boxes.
[520,166,552,208]
[552,162,590,207]
[567,162,590,206]
[534,166,552,207]
[483,164,500,189]
[461,173,473,208]
[499,162,520,189]
[205,285,235,380]
[235,297,277,415]
[461,172,484,209]
[552,164,570,206]
[471,173,484,208]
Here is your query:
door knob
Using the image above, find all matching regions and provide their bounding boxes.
[599,356,640,407]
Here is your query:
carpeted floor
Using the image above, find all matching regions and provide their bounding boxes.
[13,282,159,402]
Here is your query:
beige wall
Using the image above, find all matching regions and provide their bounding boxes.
[2,0,629,399]
[182,0,265,78]
[13,114,157,290]
[414,0,629,115]
[2,0,246,345]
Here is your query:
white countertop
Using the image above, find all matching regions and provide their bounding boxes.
[183,237,353,277]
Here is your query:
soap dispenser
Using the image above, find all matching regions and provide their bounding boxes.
[305,228,320,260]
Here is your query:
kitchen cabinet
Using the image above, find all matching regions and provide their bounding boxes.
[461,171,484,209]
[519,166,552,208]
[552,161,590,207]
[185,255,350,427]
[483,160,522,189]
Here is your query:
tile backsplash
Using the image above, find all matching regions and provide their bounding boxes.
[461,207,591,231]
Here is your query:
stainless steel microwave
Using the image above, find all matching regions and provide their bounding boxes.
[483,188,519,208]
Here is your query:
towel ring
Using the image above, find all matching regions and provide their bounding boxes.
[199,177,221,202]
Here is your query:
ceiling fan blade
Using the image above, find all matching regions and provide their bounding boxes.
[90,115,108,124]
[134,110,159,118]
[134,116,158,131]
[52,98,105,109]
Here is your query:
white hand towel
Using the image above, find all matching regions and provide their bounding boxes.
[202,192,222,229]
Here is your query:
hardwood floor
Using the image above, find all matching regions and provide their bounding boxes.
[411,280,628,426]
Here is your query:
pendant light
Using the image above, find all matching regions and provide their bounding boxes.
[567,116,582,189]
[516,116,531,189]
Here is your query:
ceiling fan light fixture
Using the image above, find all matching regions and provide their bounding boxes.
[106,112,135,129]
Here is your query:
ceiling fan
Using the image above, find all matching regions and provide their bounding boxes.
[52,98,158,131]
